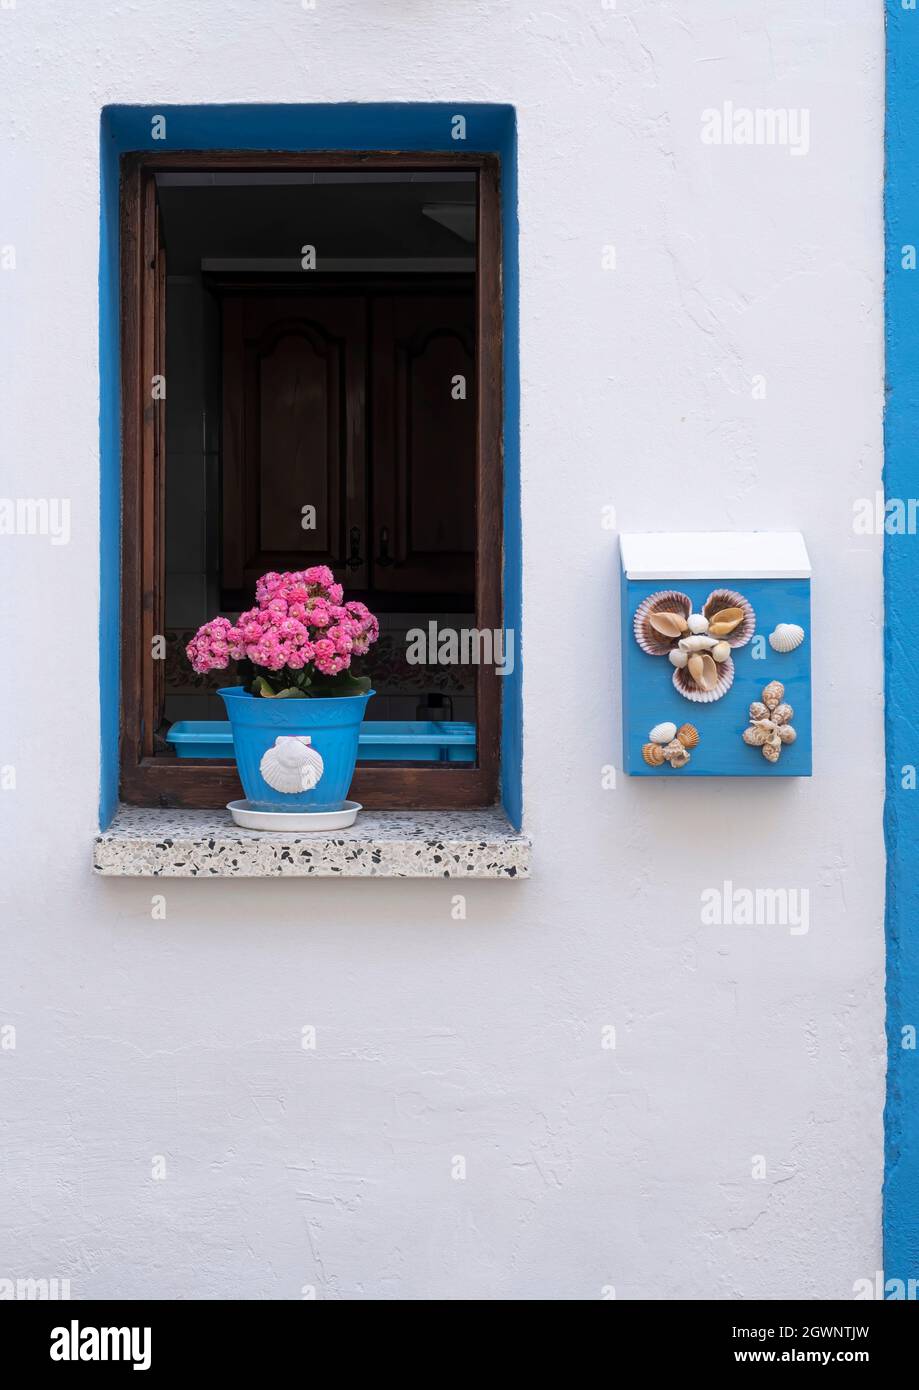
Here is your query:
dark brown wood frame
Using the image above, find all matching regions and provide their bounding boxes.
[119,150,503,810]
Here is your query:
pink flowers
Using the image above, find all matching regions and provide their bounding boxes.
[186,567,378,697]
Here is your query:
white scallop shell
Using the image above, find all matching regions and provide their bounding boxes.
[259,735,324,794]
[649,721,677,744]
[768,622,805,653]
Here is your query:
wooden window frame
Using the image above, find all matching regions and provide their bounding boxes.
[119,150,503,811]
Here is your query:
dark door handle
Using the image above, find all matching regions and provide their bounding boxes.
[348,526,363,570]
[376,525,393,567]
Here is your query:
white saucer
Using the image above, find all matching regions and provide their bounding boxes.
[227,800,362,831]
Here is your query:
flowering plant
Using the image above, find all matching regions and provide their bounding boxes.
[186,567,379,698]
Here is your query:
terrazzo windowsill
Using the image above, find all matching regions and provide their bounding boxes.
[93,806,530,879]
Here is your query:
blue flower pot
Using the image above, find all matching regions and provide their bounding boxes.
[218,687,374,811]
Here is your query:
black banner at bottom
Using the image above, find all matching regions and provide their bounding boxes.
[0,1297,913,1374]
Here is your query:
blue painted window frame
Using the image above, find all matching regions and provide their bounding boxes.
[99,104,521,830]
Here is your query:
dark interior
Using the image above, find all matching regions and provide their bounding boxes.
[157,171,478,752]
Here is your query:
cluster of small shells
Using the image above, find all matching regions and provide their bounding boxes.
[642,721,700,770]
[634,590,755,703]
[742,681,796,763]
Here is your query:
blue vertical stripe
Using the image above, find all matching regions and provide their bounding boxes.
[885,3,919,1285]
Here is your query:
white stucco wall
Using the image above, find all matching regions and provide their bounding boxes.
[0,1,885,1299]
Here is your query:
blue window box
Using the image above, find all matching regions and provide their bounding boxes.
[166,720,476,764]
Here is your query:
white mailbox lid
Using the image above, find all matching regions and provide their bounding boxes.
[619,531,811,581]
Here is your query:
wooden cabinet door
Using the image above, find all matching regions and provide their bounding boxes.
[221,294,368,597]
[370,291,475,596]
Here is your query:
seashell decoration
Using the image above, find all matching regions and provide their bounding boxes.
[702,590,756,647]
[742,682,797,764]
[259,735,324,794]
[672,649,735,703]
[634,589,755,702]
[641,721,700,771]
[762,680,785,711]
[634,591,692,656]
[649,721,677,744]
[662,738,690,769]
[768,622,805,654]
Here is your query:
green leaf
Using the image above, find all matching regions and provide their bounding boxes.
[251,676,277,698]
[311,672,372,697]
[275,687,308,699]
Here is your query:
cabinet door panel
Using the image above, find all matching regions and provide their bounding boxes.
[222,294,367,596]
[371,291,475,596]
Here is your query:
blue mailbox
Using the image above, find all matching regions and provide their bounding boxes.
[620,532,812,777]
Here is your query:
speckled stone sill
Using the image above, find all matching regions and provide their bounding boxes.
[93,806,530,878]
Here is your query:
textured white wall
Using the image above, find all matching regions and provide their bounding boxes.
[0,1,884,1299]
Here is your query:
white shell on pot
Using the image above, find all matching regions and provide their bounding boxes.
[672,653,735,703]
[259,735,324,794]
[649,721,677,744]
[768,622,805,653]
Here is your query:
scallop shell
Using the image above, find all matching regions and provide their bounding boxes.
[259,735,324,794]
[673,652,735,703]
[649,721,677,744]
[769,622,805,653]
[676,723,699,749]
[702,590,755,649]
[633,591,692,656]
[642,742,665,766]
